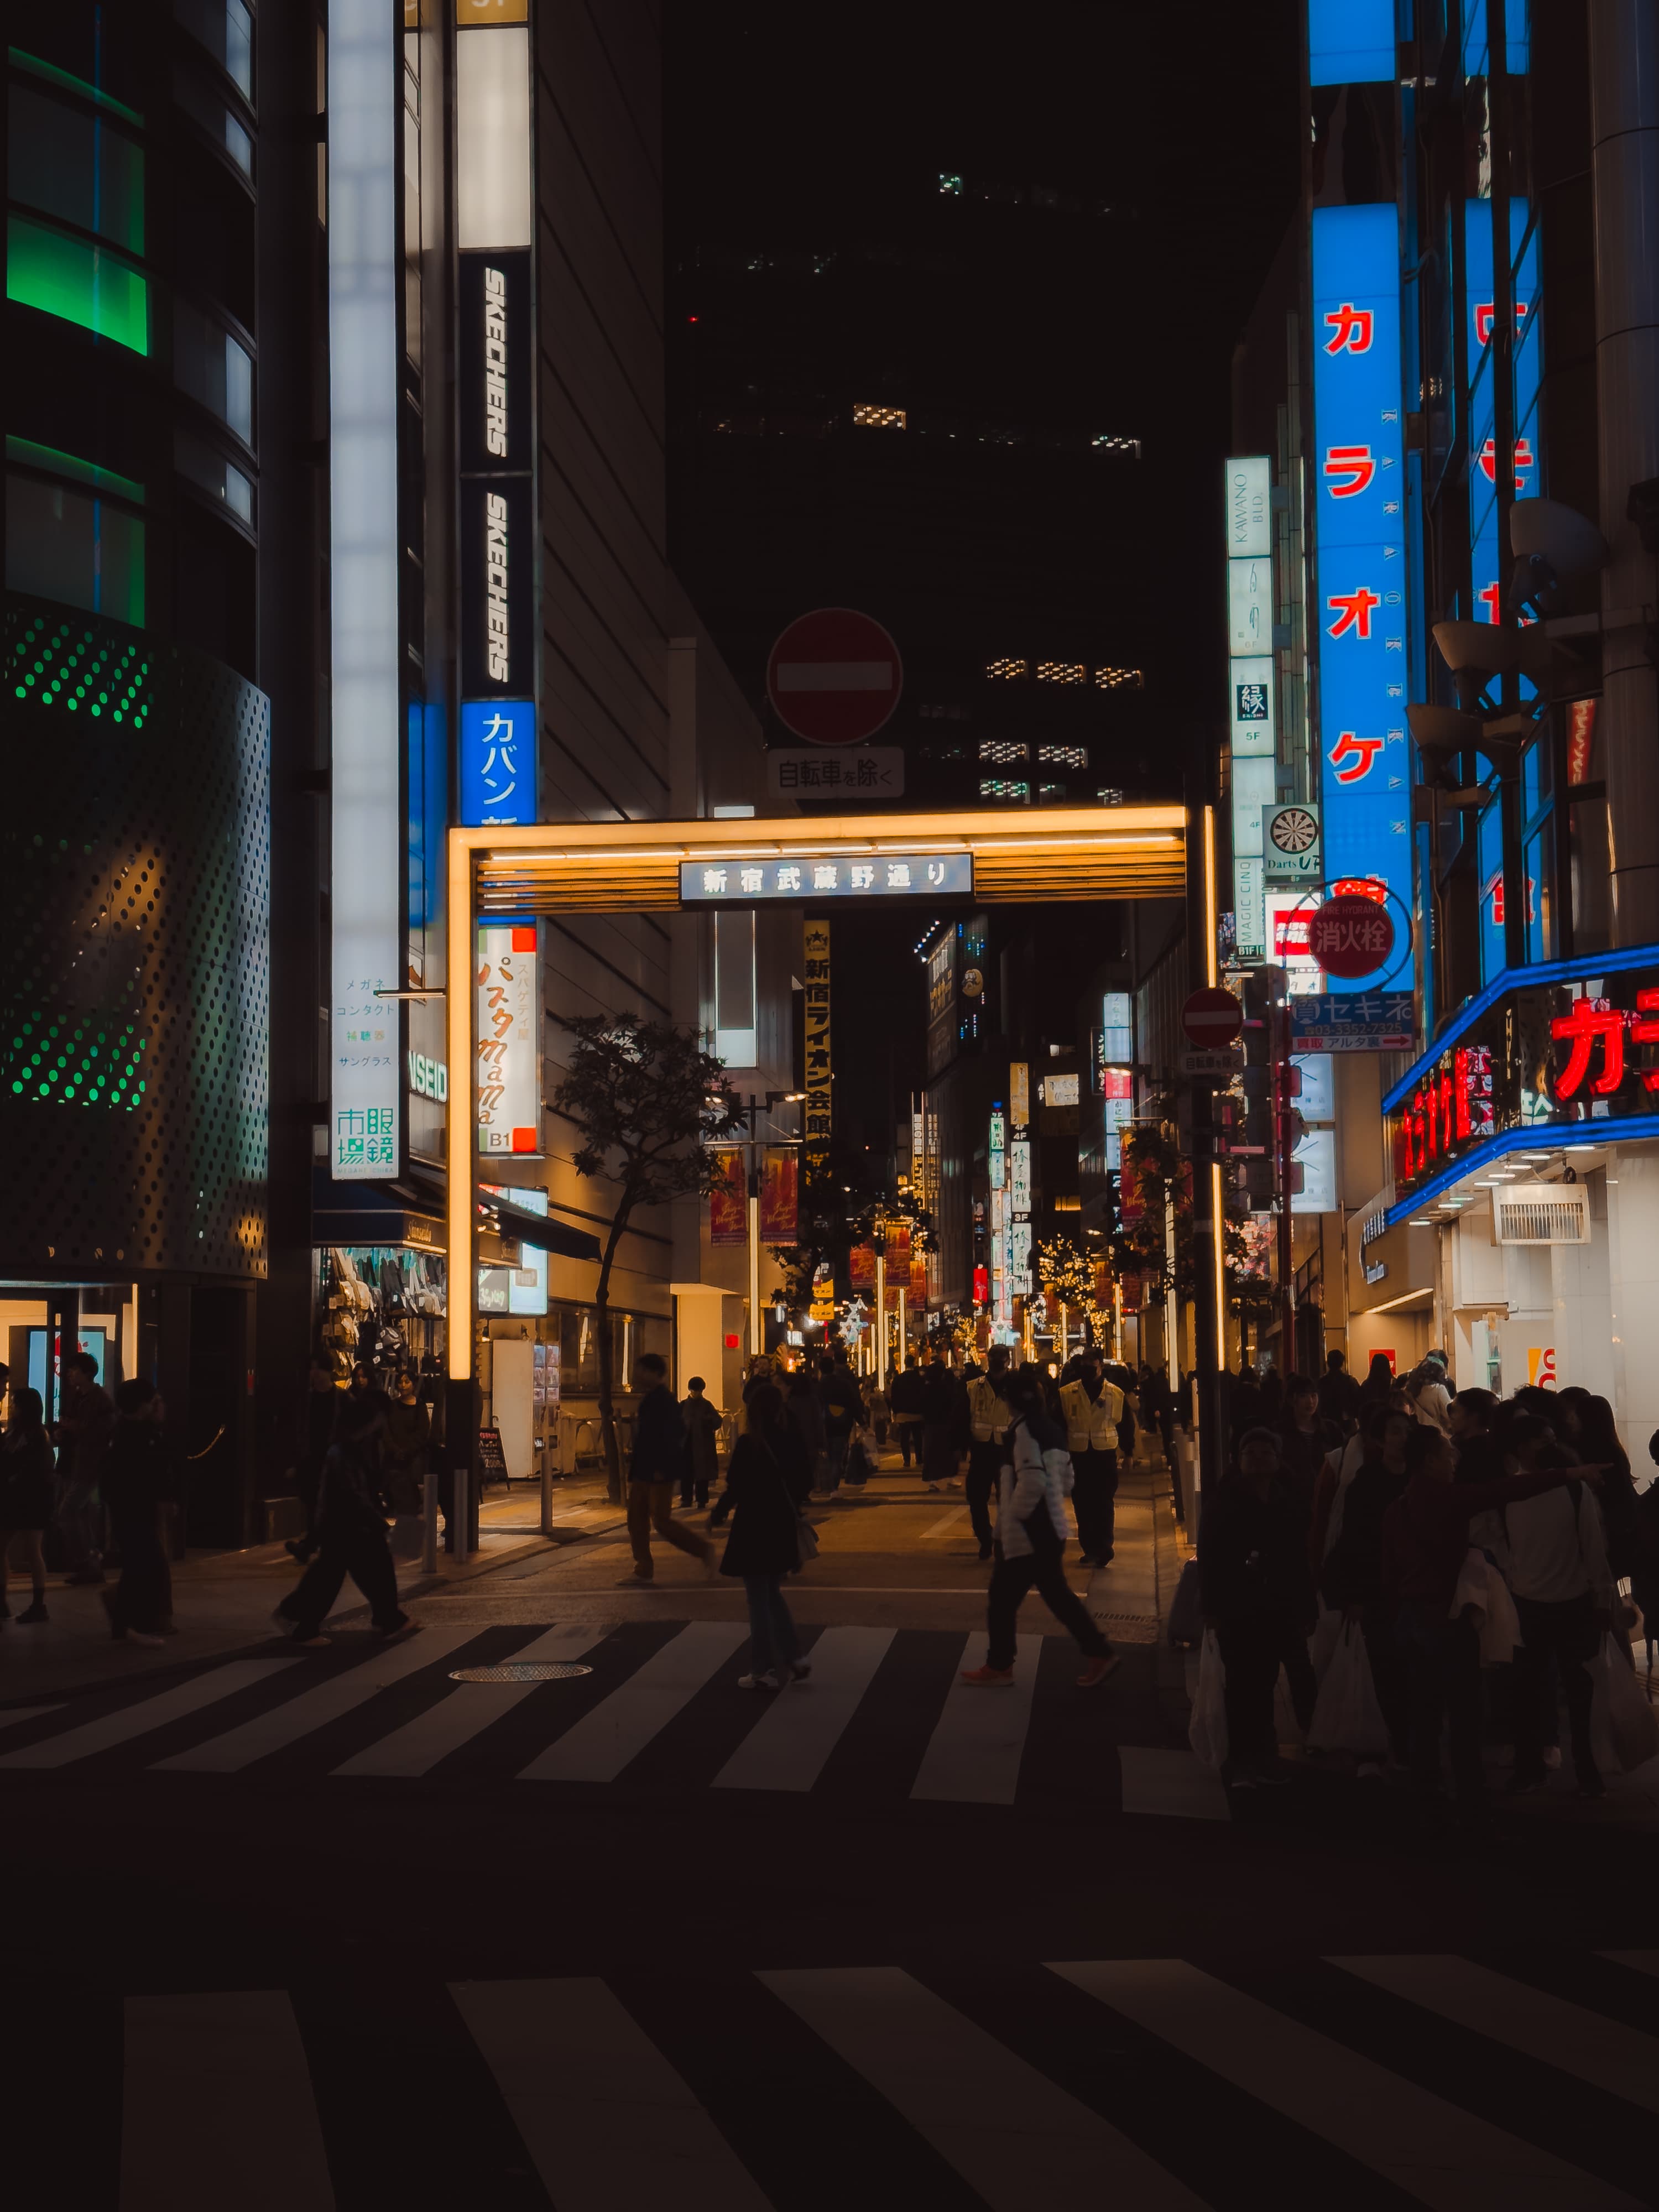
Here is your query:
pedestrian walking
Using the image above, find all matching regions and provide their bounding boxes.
[679,1375,723,1507]
[1317,1349,1362,1434]
[1318,1405,1413,1766]
[1197,1427,1317,1787]
[961,1368,1119,1689]
[1357,1350,1396,1410]
[889,1358,925,1468]
[56,1349,114,1585]
[919,1347,966,1491]
[817,1354,866,1495]
[1058,1350,1123,1566]
[0,1386,54,1624]
[380,1370,430,1557]
[716,1383,813,1690]
[964,1346,1012,1560]
[274,1392,418,1646]
[288,1354,340,1564]
[1277,1375,1343,1533]
[101,1379,176,1647]
[621,1352,713,1584]
[1406,1350,1453,1434]
[782,1365,826,1490]
[1556,1387,1641,1575]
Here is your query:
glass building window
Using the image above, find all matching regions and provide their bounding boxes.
[8,84,144,252]
[6,214,148,354]
[713,909,757,1068]
[6,468,145,628]
[174,301,253,446]
[175,429,253,524]
[175,0,254,103]
[174,69,253,176]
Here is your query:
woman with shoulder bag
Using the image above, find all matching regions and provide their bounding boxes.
[717,1382,814,1691]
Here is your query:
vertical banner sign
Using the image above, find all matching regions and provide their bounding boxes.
[708,1147,747,1245]
[759,1147,799,1242]
[1312,202,1411,984]
[910,1250,930,1296]
[460,251,535,703]
[802,920,831,1177]
[476,924,540,1155]
[328,0,401,1181]
[1225,455,1274,962]
[849,1243,877,1292]
[1008,1062,1032,1296]
[883,1219,911,1276]
[1465,200,1541,627]
[460,697,535,826]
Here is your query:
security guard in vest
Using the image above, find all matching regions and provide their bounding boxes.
[1058,1350,1124,1566]
[964,1345,1013,1561]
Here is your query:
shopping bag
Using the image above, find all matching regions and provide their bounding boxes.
[1308,1598,1344,1684]
[1307,1621,1391,1760]
[1589,1632,1659,1775]
[1166,1558,1203,1648]
[1188,1629,1228,1770]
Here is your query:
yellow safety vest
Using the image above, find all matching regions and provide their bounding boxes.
[1060,1378,1124,1455]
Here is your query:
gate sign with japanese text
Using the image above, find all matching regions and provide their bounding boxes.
[1312,202,1411,980]
[476,924,540,1156]
[1384,945,1659,1215]
[681,853,971,902]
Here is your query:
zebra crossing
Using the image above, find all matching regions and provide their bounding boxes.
[43,1953,1659,2208]
[0,1620,1230,1816]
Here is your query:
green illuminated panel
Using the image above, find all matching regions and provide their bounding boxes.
[6,215,148,355]
[8,49,144,127]
[6,436,144,506]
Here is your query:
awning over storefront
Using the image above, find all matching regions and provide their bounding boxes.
[312,1170,601,1265]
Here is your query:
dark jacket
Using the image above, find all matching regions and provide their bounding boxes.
[380,1400,431,1511]
[783,1377,825,1460]
[316,1436,388,1534]
[890,1366,926,1420]
[820,1366,865,1439]
[1197,1476,1314,1625]
[630,1383,687,1484]
[1,1426,55,1530]
[1317,1369,1362,1429]
[1382,1466,1583,1613]
[681,1394,723,1481]
[718,1425,813,1578]
[101,1421,176,1524]
[1319,1461,1407,1610]
[1277,1416,1343,1524]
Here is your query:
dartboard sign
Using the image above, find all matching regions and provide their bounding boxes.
[1262,800,1322,885]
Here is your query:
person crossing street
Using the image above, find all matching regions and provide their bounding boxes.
[961,1366,1119,1689]
[623,1353,714,1583]
[1058,1350,1123,1567]
[964,1346,1012,1560]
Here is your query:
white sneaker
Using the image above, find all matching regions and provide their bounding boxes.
[738,1670,780,1691]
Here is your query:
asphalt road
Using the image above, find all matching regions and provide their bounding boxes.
[6,1468,1659,2209]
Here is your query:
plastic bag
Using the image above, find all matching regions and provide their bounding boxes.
[1309,1598,1344,1684]
[1589,1632,1659,1775]
[1307,1621,1391,1760]
[1188,1629,1228,1770]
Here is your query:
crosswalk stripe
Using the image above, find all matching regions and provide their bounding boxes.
[910,1633,1041,1803]
[1117,1745,1230,1820]
[152,1627,481,1773]
[451,1976,773,2210]
[1333,1955,1659,2116]
[760,1965,1205,2211]
[0,1704,64,1733]
[333,1623,609,1778]
[517,1620,749,1783]
[1053,1958,1636,2211]
[712,1625,896,1792]
[921,1507,968,1537]
[120,1990,333,2211]
[0,1660,298,1771]
[1601,1952,1659,1980]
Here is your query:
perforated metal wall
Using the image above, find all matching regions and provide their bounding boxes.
[1,594,270,1279]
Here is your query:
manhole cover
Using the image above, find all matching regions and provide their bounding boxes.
[448,1662,593,1684]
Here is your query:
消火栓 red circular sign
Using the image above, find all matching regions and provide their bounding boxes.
[1307,894,1396,979]
[765,607,902,745]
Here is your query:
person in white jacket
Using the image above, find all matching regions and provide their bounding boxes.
[960,1366,1120,1690]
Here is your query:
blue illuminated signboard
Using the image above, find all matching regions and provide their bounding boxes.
[1307,0,1394,84]
[460,697,536,826]
[681,853,972,902]
[1311,202,1411,986]
[1465,201,1542,628]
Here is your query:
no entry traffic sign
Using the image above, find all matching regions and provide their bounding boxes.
[1181,986,1243,1048]
[766,607,902,745]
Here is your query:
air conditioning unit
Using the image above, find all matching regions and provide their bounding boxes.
[1491,1182,1591,1245]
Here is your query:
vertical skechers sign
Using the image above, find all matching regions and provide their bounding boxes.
[460,251,533,699]
[1312,203,1410,986]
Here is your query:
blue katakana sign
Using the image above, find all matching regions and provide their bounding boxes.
[460,698,536,827]
[1312,203,1412,989]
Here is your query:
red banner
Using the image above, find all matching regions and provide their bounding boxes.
[758,1146,798,1241]
[883,1220,911,1272]
[1121,1272,1144,1311]
[910,1251,930,1295]
[708,1148,747,1245]
[849,1242,877,1290]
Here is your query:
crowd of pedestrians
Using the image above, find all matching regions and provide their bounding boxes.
[1193,1349,1659,1816]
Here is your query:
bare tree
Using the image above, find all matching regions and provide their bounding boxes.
[550,1014,743,1501]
